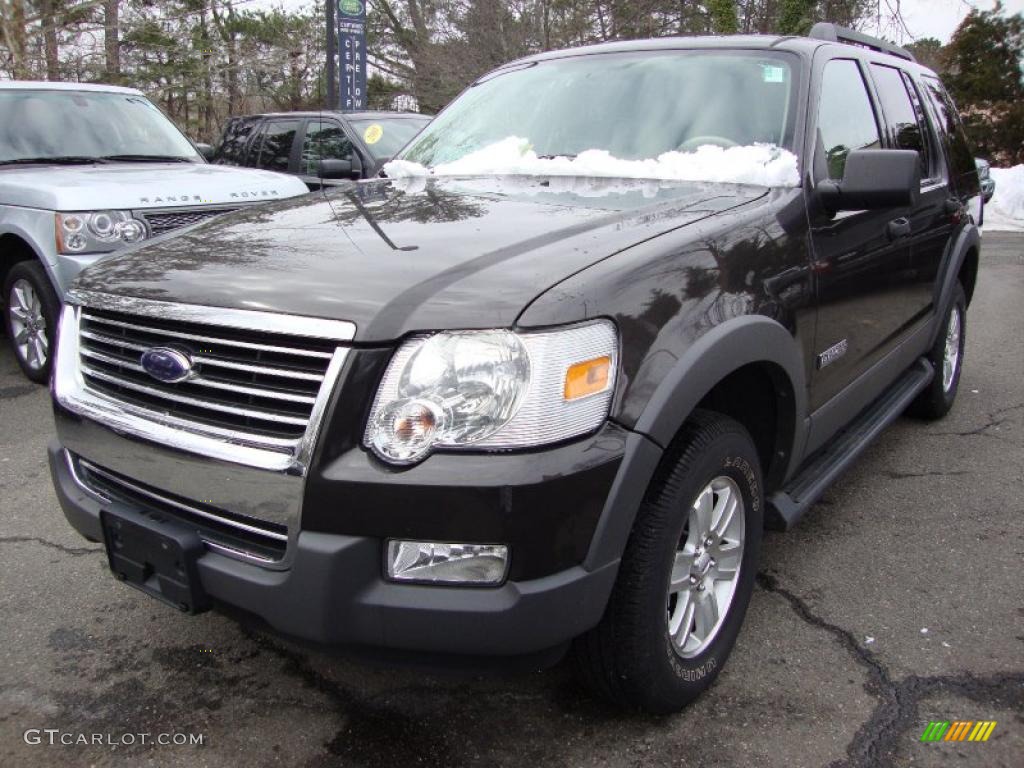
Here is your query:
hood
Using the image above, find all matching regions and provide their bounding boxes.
[0,162,308,211]
[72,175,768,341]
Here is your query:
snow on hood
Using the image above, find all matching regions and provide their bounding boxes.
[384,136,801,188]
[984,165,1024,232]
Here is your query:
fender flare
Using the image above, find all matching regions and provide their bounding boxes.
[633,315,808,460]
[583,316,808,572]
[930,223,979,346]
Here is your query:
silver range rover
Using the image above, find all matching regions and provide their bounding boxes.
[0,81,308,383]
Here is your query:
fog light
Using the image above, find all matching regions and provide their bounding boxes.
[386,540,509,585]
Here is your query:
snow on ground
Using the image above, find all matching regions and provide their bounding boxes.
[384,136,800,188]
[984,165,1024,233]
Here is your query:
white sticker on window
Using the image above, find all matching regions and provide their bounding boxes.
[762,65,786,84]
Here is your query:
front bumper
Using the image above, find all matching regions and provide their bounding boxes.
[49,435,644,657]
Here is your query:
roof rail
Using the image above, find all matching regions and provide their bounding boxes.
[808,22,916,63]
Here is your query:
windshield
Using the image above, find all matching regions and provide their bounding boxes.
[0,90,200,163]
[350,116,430,160]
[396,51,799,184]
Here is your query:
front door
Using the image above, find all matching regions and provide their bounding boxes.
[806,57,917,412]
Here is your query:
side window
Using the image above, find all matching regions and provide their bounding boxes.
[816,59,881,180]
[869,64,932,181]
[215,118,255,165]
[255,120,300,172]
[301,120,355,175]
[921,76,974,173]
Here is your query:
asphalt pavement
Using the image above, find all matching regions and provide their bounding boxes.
[1,233,1021,768]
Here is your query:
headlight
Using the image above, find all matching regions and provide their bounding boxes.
[366,321,618,464]
[56,211,148,254]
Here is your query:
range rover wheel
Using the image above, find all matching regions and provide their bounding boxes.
[3,261,59,384]
[908,283,966,420]
[572,410,763,714]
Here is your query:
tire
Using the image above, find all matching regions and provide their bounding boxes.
[908,283,966,420]
[572,409,763,714]
[3,260,60,384]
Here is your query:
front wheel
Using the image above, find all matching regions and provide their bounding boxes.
[572,410,763,714]
[4,261,60,384]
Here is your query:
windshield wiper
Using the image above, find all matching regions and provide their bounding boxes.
[100,154,196,163]
[1,156,107,166]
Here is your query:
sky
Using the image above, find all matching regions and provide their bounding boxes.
[866,0,1024,43]
[262,0,1024,45]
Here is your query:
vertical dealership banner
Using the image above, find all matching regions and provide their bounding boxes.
[337,0,367,110]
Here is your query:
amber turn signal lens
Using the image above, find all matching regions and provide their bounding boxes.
[564,355,612,401]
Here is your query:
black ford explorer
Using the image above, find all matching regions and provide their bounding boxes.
[49,25,981,714]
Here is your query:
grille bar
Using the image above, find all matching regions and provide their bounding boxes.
[74,456,286,563]
[83,312,334,359]
[80,347,318,405]
[80,328,327,382]
[81,365,311,426]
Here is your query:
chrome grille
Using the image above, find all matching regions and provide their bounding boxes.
[72,454,287,563]
[77,306,340,444]
[140,208,237,236]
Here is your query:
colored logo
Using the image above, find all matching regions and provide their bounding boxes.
[140,347,193,384]
[338,0,363,16]
[363,123,383,145]
[920,721,997,742]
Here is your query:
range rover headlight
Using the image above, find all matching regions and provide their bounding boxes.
[366,321,617,464]
[56,211,148,254]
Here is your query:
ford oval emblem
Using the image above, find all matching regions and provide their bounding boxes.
[140,347,193,384]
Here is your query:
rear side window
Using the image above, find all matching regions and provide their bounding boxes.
[301,120,354,175]
[869,64,933,181]
[921,76,974,173]
[816,59,881,180]
[215,118,256,165]
[254,120,300,172]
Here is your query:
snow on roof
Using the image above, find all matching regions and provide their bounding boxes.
[0,80,144,95]
[385,137,800,187]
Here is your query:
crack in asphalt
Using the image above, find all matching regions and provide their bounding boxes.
[756,571,1023,768]
[932,402,1023,437]
[0,535,102,556]
[881,469,972,480]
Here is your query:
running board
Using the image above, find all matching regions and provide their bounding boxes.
[768,358,934,530]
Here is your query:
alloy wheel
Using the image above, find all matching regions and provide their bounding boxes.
[8,278,49,372]
[942,305,961,392]
[667,476,745,658]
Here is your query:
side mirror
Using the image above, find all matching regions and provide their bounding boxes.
[318,155,362,180]
[816,149,919,212]
[194,142,215,161]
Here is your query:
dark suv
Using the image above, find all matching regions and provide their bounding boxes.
[49,25,980,714]
[213,110,430,188]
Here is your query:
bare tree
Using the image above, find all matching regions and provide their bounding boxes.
[104,0,120,80]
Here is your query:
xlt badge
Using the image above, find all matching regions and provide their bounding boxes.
[817,339,849,369]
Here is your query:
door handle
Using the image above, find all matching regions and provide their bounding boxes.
[887,217,911,240]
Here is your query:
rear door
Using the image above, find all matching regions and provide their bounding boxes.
[806,56,916,411]
[868,63,952,327]
[248,118,302,174]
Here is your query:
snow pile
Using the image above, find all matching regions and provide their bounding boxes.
[385,136,800,187]
[985,165,1024,232]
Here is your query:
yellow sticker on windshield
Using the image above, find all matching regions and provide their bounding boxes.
[363,124,384,145]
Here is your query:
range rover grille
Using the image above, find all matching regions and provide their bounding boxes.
[77,307,338,442]
[141,208,237,236]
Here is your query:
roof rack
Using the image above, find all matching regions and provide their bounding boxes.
[808,22,916,63]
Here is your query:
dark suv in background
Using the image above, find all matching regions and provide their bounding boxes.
[213,110,430,188]
[50,25,980,714]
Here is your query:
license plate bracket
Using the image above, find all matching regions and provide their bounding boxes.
[100,502,210,614]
